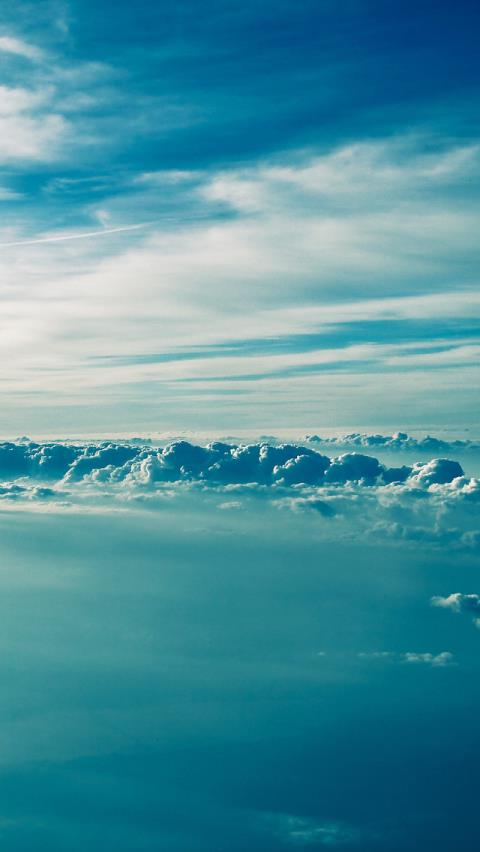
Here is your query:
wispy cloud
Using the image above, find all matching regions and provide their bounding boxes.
[0,34,43,61]
[0,222,152,247]
[0,8,477,433]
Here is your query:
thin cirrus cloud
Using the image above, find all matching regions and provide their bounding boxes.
[0,136,478,434]
[0,221,152,247]
[0,3,477,432]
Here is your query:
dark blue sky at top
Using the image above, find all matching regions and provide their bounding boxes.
[3,0,480,177]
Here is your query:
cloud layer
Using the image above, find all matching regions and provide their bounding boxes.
[304,432,480,453]
[0,437,478,550]
[0,437,468,488]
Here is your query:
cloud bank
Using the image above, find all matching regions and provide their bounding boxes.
[303,432,480,453]
[0,438,477,549]
[0,437,469,488]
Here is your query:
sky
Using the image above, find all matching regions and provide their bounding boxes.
[0,0,478,435]
[0,4,480,851]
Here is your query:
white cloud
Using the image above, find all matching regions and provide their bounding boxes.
[0,35,43,61]
[0,111,66,162]
[402,651,455,667]
[431,593,480,629]
[0,136,479,427]
[0,438,477,552]
[359,651,455,667]
[0,82,67,162]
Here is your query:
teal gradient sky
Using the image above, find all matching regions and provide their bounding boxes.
[0,6,480,850]
[0,0,478,434]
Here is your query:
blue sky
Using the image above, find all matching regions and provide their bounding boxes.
[0,0,479,433]
[1,7,479,849]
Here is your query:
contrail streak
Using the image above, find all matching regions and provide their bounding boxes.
[0,222,152,248]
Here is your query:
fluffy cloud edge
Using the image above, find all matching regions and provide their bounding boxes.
[0,438,477,549]
[0,437,472,489]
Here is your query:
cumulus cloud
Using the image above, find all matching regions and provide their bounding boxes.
[359,651,455,667]
[324,453,384,485]
[0,439,477,547]
[272,453,330,486]
[408,459,464,486]
[0,438,467,489]
[0,438,472,493]
[63,444,138,482]
[304,432,480,453]
[0,482,58,501]
[401,651,455,667]
[431,593,480,629]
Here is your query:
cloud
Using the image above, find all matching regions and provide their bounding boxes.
[272,453,331,486]
[0,439,477,549]
[0,222,151,247]
[324,453,384,485]
[285,496,337,517]
[0,482,58,501]
[0,439,470,493]
[263,813,361,847]
[401,651,455,667]
[408,459,464,487]
[431,593,480,629]
[63,444,139,482]
[0,134,479,431]
[0,111,66,162]
[359,651,455,667]
[0,35,43,61]
[304,432,480,453]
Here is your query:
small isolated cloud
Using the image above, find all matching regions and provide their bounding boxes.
[218,500,242,510]
[359,650,455,667]
[263,813,361,847]
[431,593,480,629]
[401,651,455,667]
